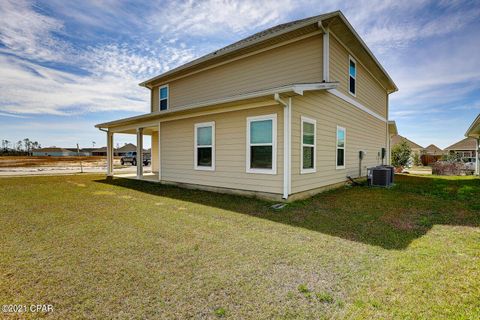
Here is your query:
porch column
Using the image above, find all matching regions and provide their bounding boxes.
[106,131,113,176]
[476,138,479,176]
[158,122,161,181]
[136,128,143,179]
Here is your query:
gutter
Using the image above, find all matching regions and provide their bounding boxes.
[275,93,291,200]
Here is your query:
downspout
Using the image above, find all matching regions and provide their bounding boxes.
[275,93,291,200]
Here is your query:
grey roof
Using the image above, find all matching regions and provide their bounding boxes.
[391,135,424,150]
[139,11,397,92]
[424,144,443,155]
[444,137,477,151]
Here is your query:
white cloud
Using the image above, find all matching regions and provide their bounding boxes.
[150,0,294,37]
[0,0,196,116]
[0,0,69,61]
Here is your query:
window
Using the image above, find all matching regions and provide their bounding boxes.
[336,126,346,169]
[194,122,215,171]
[246,114,277,174]
[301,116,316,173]
[159,85,169,111]
[348,56,356,96]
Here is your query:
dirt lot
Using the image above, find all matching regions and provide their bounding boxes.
[0,156,141,176]
[0,156,114,168]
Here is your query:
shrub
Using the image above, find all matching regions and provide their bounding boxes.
[391,141,412,168]
[431,161,464,175]
[412,152,422,166]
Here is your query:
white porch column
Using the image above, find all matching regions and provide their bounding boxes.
[158,122,161,181]
[106,131,113,176]
[476,138,479,176]
[136,128,143,179]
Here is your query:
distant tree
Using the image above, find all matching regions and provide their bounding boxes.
[23,138,31,154]
[16,140,22,151]
[391,141,412,168]
[412,152,422,166]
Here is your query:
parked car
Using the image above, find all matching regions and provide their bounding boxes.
[120,151,151,166]
[463,157,476,171]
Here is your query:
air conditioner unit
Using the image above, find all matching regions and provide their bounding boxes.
[380,165,395,184]
[368,167,392,187]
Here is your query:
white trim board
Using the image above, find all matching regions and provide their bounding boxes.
[327,89,387,122]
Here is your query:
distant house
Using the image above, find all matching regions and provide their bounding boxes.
[32,147,77,156]
[424,144,443,156]
[444,137,477,161]
[390,135,424,154]
[116,143,138,156]
[91,147,113,156]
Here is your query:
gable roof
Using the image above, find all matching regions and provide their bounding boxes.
[390,135,424,150]
[424,144,443,155]
[466,113,480,137]
[140,11,397,92]
[444,137,477,151]
[117,143,137,152]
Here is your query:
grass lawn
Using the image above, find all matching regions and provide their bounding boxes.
[1,174,479,319]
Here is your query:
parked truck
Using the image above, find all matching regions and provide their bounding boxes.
[120,151,151,166]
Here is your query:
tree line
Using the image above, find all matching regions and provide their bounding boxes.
[1,139,42,155]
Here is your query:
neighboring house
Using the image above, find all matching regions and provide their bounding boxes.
[95,11,398,201]
[444,137,478,161]
[116,143,137,156]
[32,147,77,156]
[424,144,443,156]
[390,134,424,155]
[91,147,115,156]
[465,114,480,175]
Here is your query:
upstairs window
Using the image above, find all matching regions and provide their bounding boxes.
[159,85,169,111]
[336,126,346,169]
[301,116,316,173]
[194,122,215,170]
[349,57,356,96]
[246,114,277,174]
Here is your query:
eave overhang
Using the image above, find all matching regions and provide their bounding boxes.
[95,82,338,129]
[465,114,480,138]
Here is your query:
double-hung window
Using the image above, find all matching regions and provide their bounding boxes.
[301,116,316,173]
[194,122,215,171]
[336,126,346,169]
[246,114,277,174]
[349,56,356,96]
[159,85,169,111]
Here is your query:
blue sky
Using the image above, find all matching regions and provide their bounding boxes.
[1,0,479,149]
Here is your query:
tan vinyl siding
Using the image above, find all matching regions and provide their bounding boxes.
[151,34,323,112]
[291,91,387,194]
[329,35,387,118]
[160,104,284,194]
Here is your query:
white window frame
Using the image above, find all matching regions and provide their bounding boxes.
[336,126,346,169]
[159,84,169,111]
[348,56,356,97]
[246,114,277,175]
[194,121,215,171]
[300,116,316,174]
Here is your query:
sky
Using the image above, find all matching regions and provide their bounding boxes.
[1,0,480,149]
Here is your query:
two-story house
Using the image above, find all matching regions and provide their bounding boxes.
[95,11,398,201]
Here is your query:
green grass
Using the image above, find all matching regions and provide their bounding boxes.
[0,174,479,319]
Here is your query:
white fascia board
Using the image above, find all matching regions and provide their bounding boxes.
[95,83,338,129]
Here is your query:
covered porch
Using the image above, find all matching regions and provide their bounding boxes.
[103,124,161,181]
